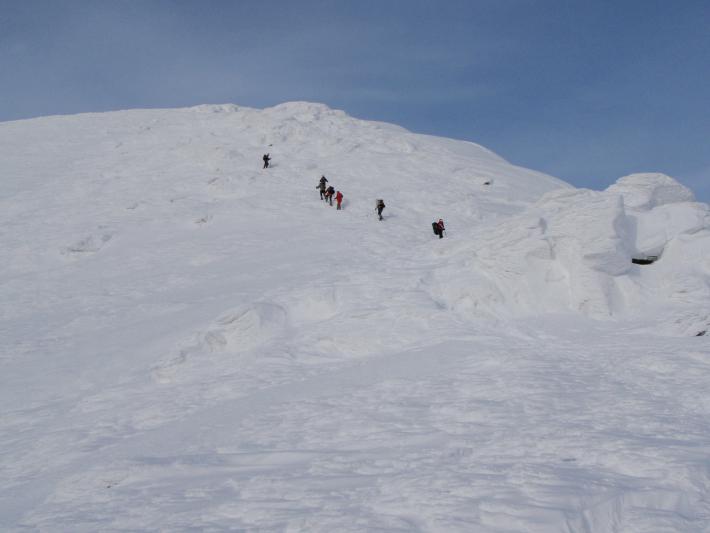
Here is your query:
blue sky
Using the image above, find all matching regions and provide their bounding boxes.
[1,0,708,200]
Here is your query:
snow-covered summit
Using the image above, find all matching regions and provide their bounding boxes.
[2,103,710,531]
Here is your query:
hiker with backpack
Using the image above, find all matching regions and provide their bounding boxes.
[335,190,343,210]
[262,153,271,169]
[376,199,385,220]
[432,219,445,238]
[324,185,336,205]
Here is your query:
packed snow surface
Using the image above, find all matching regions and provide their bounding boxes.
[1,102,710,531]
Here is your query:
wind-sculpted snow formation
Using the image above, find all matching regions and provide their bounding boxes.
[1,102,709,531]
[430,172,710,332]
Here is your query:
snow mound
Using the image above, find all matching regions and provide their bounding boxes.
[429,188,634,318]
[152,302,288,384]
[205,303,288,352]
[276,286,340,323]
[607,172,696,210]
[266,101,348,121]
[430,175,710,325]
[631,200,709,258]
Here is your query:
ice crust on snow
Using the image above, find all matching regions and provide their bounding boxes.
[2,102,710,531]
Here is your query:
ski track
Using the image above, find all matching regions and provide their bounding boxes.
[1,103,710,531]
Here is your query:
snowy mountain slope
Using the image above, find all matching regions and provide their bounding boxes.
[1,103,710,531]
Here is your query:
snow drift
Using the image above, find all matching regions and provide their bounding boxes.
[429,172,710,330]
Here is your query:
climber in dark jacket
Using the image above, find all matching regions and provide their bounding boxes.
[432,219,445,238]
[324,185,336,205]
[262,153,271,168]
[376,199,385,220]
[316,176,328,199]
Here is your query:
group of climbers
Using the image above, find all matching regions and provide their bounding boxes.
[316,175,343,209]
[263,154,444,237]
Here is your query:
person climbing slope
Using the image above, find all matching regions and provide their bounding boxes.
[432,218,445,238]
[376,199,385,220]
[262,153,271,169]
[335,190,343,210]
[316,176,328,200]
[324,185,336,205]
